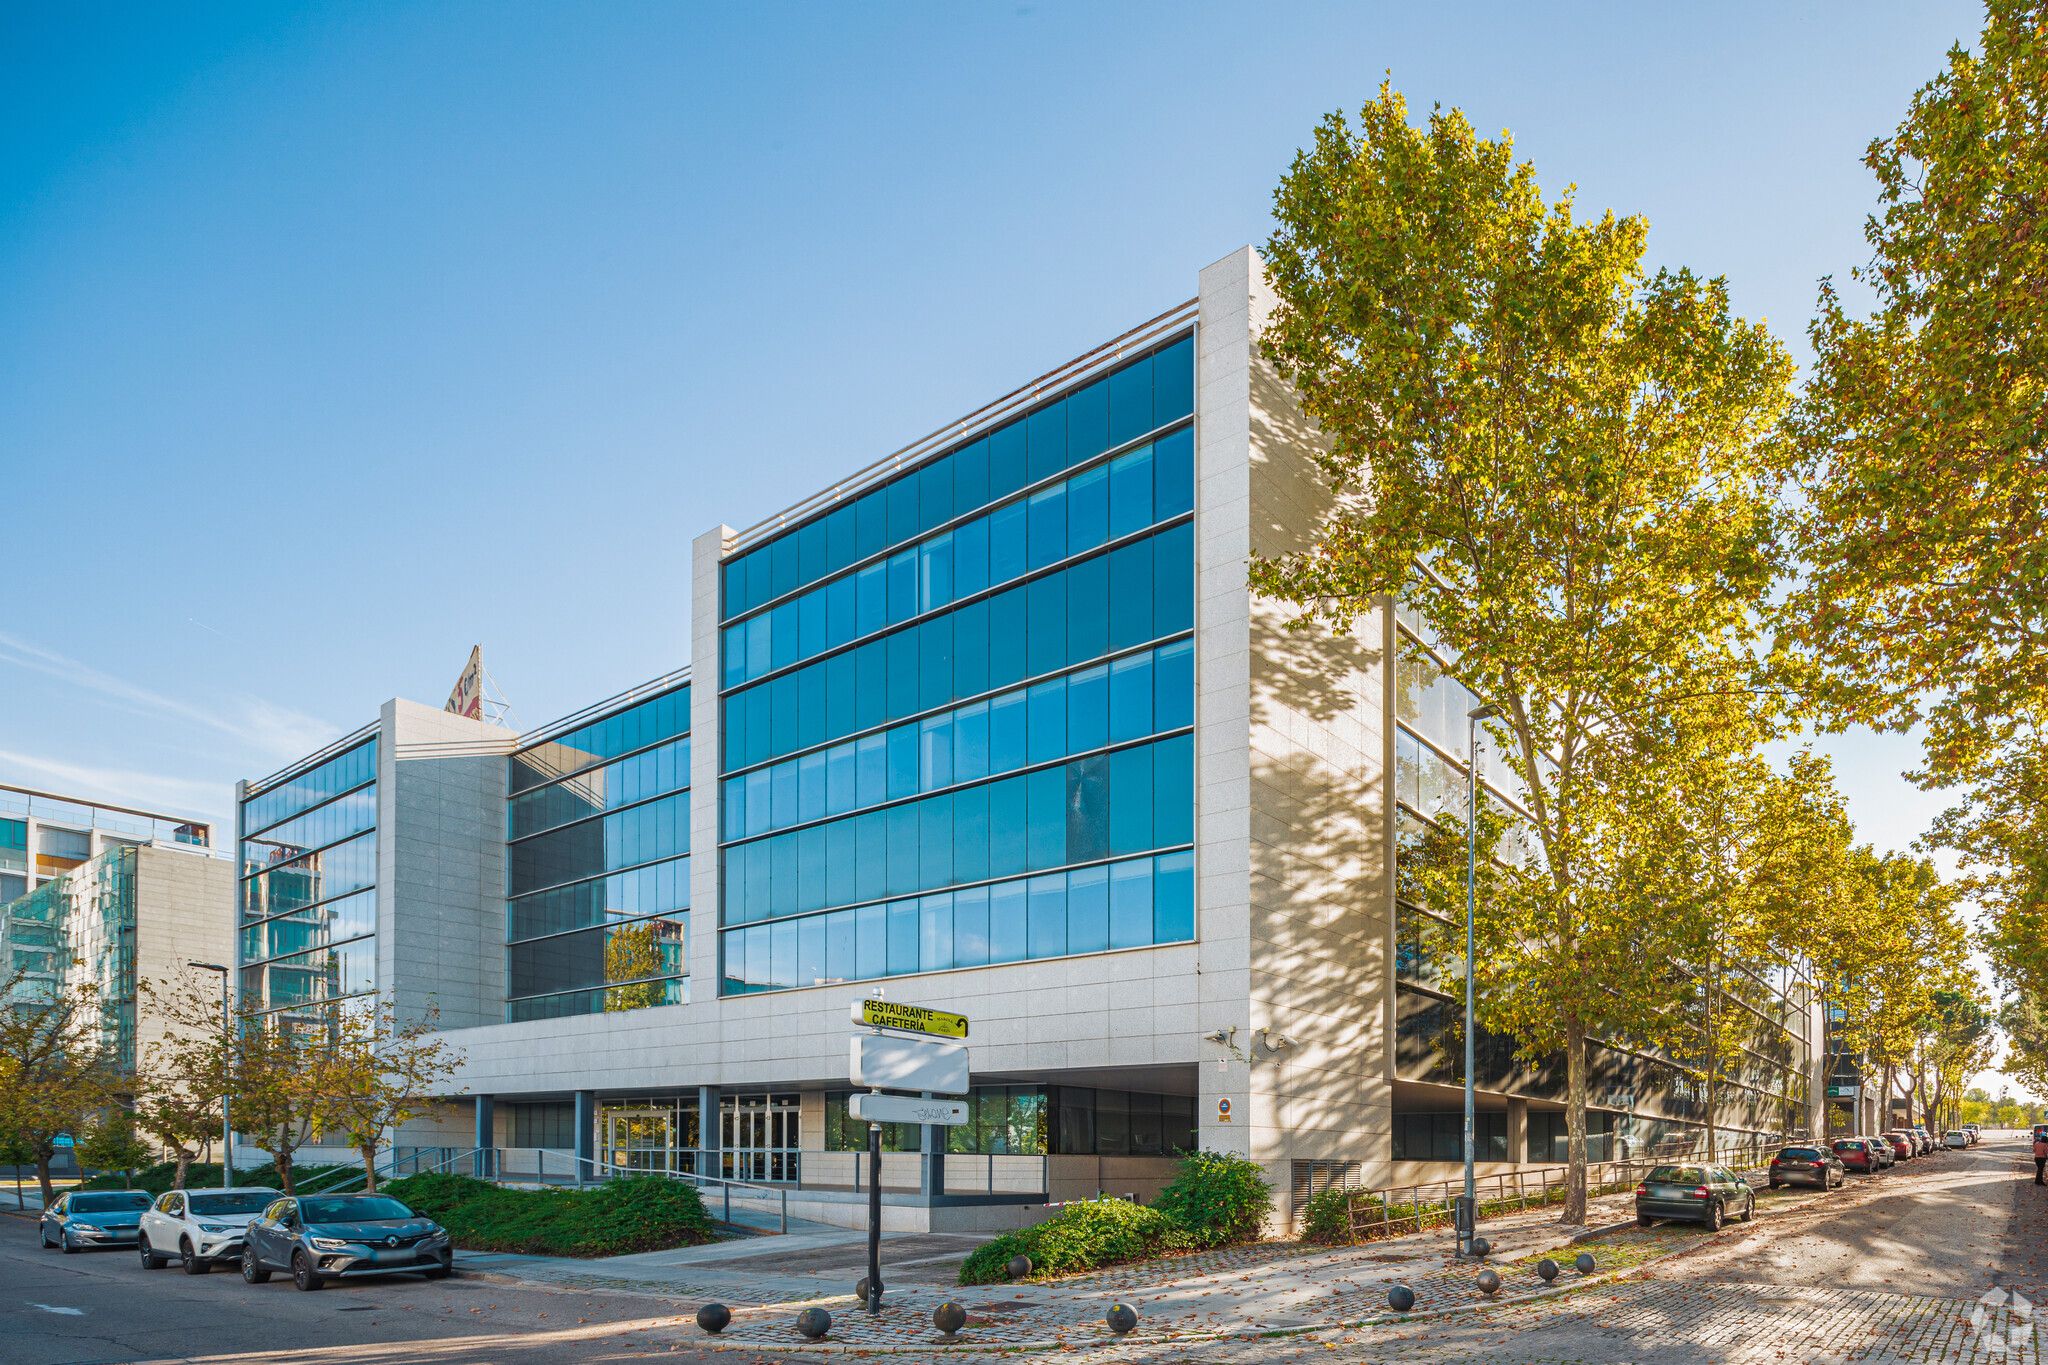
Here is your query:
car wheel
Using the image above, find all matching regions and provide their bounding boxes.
[61,1230,78,1255]
[241,1246,271,1285]
[180,1239,210,1275]
[139,1235,166,1270]
[291,1250,323,1292]
[423,1258,450,1280]
[39,1223,53,1249]
[1705,1199,1724,1232]
[1744,1194,1756,1222]
[1637,1212,1655,1228]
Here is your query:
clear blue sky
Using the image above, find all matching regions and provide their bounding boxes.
[0,4,1985,878]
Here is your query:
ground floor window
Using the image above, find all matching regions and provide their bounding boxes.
[1391,1112,1508,1161]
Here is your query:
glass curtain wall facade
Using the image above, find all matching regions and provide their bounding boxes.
[505,684,691,1021]
[238,738,378,1019]
[716,335,1198,994]
[0,845,138,1065]
[1390,612,1813,1157]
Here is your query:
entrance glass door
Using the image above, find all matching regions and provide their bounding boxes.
[721,1094,800,1182]
[606,1110,674,1173]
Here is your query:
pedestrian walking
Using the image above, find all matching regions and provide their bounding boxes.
[2033,1133,2046,1185]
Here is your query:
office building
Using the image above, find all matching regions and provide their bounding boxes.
[240,248,1823,1231]
[0,786,229,1068]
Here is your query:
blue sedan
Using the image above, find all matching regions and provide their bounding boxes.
[40,1190,155,1253]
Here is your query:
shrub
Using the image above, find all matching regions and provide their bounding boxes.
[1299,1186,1384,1245]
[959,1198,1193,1285]
[1152,1149,1272,1247]
[381,1172,713,1258]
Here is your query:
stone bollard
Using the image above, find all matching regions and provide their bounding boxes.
[1007,1254,1032,1281]
[796,1307,832,1339]
[1575,1252,1596,1274]
[1388,1284,1416,1312]
[1475,1269,1502,1295]
[933,1301,967,1336]
[1106,1303,1139,1335]
[1537,1258,1560,1282]
[695,1303,730,1334]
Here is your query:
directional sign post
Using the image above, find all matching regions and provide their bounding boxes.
[850,999,969,1038]
[849,1093,969,1126]
[850,999,971,1315]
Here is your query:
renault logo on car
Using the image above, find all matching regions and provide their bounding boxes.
[386,1236,399,1248]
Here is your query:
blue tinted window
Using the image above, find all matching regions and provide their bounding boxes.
[1108,354,1152,448]
[720,426,1193,689]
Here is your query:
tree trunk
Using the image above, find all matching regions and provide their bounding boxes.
[274,1141,296,1196]
[1563,1017,1588,1224]
[35,1150,54,1208]
[1704,949,1718,1164]
[172,1149,191,1191]
[360,1143,378,1194]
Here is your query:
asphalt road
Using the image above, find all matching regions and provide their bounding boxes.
[0,1219,761,1365]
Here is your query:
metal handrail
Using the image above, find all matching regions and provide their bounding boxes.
[298,1146,482,1196]
[587,1156,790,1234]
[1334,1145,1783,1242]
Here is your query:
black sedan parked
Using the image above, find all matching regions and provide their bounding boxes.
[1635,1164,1755,1230]
[240,1194,452,1292]
[1768,1144,1846,1189]
[40,1190,154,1253]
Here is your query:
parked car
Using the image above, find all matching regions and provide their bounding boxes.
[1880,1131,1916,1159]
[1768,1144,1846,1189]
[40,1190,155,1253]
[138,1187,278,1274]
[1863,1135,1898,1168]
[241,1193,451,1291]
[1830,1137,1883,1175]
[1944,1129,1970,1150]
[1636,1164,1755,1230]
[1963,1123,1980,1144]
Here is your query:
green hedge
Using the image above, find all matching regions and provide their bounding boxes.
[381,1173,713,1258]
[75,1161,350,1196]
[958,1148,1273,1285]
[960,1198,1193,1284]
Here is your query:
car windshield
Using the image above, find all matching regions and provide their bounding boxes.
[188,1191,275,1216]
[69,1193,153,1213]
[1779,1148,1821,1159]
[1831,1141,1861,1150]
[301,1197,414,1223]
[1646,1166,1704,1184]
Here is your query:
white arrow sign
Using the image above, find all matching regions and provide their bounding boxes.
[849,1093,970,1126]
[849,1033,969,1095]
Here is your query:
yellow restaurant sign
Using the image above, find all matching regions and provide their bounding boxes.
[849,999,970,1039]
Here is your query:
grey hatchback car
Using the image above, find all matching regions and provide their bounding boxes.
[240,1194,451,1291]
[40,1190,155,1252]
[1635,1164,1756,1230]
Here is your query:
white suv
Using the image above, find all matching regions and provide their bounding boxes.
[139,1187,280,1274]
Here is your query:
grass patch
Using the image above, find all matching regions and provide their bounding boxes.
[381,1172,714,1258]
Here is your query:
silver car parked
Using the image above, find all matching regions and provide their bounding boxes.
[40,1190,155,1252]
[240,1193,452,1292]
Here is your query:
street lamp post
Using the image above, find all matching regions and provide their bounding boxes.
[187,962,232,1190]
[1461,703,1501,1260]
